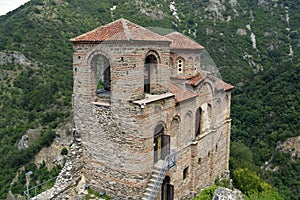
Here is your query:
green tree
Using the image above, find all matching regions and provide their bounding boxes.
[61,147,68,155]
[232,168,282,199]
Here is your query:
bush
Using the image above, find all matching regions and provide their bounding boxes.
[61,147,68,155]
[194,185,220,200]
[232,168,271,195]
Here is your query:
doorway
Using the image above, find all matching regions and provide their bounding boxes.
[154,124,170,163]
[161,176,174,200]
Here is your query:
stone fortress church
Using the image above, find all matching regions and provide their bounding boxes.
[69,18,233,199]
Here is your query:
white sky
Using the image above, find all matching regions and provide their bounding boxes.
[0,0,31,16]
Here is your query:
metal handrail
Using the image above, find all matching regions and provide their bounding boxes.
[148,160,167,200]
[148,151,177,200]
[167,152,176,169]
[23,176,58,199]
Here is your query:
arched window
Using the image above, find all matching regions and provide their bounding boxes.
[144,54,158,94]
[207,103,212,128]
[170,117,180,148]
[91,54,111,99]
[170,117,180,136]
[195,107,203,137]
[183,112,192,145]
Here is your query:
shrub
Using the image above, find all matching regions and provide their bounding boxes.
[194,185,220,200]
[61,147,68,155]
[232,168,271,195]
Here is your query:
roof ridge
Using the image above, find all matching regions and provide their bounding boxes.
[137,25,171,40]
[121,18,171,42]
[71,18,172,42]
[121,19,132,40]
[165,31,204,50]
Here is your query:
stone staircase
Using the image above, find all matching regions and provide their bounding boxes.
[142,160,167,200]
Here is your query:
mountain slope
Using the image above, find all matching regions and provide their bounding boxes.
[0,0,300,199]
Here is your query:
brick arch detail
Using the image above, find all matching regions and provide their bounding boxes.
[85,48,113,67]
[144,50,161,64]
[154,121,167,135]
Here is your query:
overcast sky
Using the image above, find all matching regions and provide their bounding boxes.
[0,0,31,16]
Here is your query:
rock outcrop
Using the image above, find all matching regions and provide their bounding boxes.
[17,128,41,150]
[0,51,34,66]
[213,188,244,200]
[277,136,300,159]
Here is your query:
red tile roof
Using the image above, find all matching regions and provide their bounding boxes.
[189,73,205,86]
[165,32,204,50]
[187,73,234,92]
[222,81,235,91]
[71,18,171,43]
[170,72,233,103]
[170,81,198,103]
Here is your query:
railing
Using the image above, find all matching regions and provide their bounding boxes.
[148,150,177,200]
[23,176,57,199]
[167,151,176,169]
[148,162,167,200]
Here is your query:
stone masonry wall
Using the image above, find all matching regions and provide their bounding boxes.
[72,40,178,199]
[73,41,171,104]
[71,38,232,199]
[169,49,203,76]
[77,104,150,199]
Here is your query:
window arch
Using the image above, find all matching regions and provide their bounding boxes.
[183,111,192,145]
[170,116,180,136]
[144,53,158,94]
[197,82,214,102]
[195,107,203,137]
[170,116,180,148]
[154,123,165,136]
[91,54,111,96]
[207,103,212,128]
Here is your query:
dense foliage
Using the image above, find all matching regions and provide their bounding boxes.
[232,62,300,163]
[230,62,300,199]
[0,0,300,199]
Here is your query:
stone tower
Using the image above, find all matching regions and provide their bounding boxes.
[70,18,233,199]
